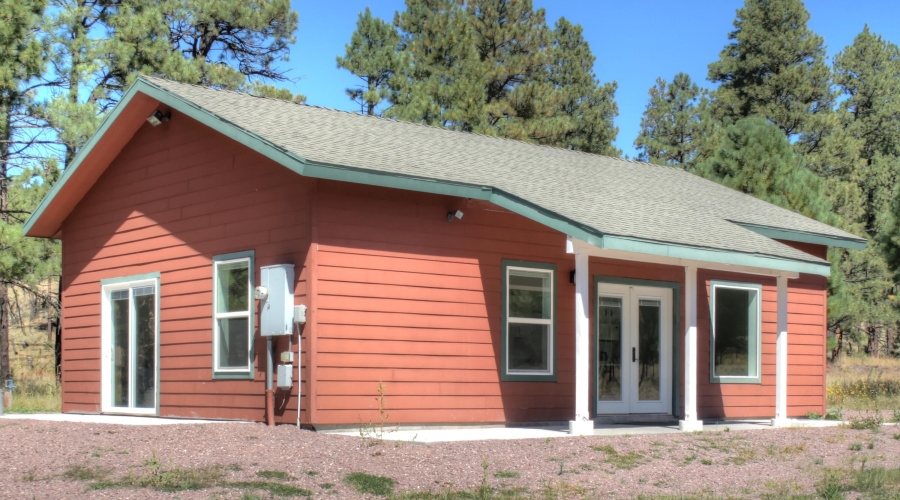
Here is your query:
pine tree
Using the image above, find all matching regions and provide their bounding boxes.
[694,117,835,222]
[635,73,708,167]
[538,18,618,156]
[707,0,833,140]
[389,0,480,129]
[829,26,900,356]
[336,7,405,115]
[834,26,900,235]
[340,0,619,154]
[0,0,58,382]
[43,0,300,166]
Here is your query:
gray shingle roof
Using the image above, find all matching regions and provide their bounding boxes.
[143,76,864,267]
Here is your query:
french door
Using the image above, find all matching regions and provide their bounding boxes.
[101,276,159,414]
[596,283,672,414]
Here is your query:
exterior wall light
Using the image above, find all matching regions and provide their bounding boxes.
[147,110,171,127]
[447,210,464,222]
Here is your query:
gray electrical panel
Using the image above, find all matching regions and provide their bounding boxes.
[260,264,294,336]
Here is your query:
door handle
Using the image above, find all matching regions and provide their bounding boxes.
[632,347,636,362]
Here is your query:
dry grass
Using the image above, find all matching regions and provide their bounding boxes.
[827,356,900,412]
[6,283,61,413]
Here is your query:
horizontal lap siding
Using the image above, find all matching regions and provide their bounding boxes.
[60,111,311,424]
[58,111,831,426]
[308,180,831,425]
[695,269,827,419]
[313,184,577,425]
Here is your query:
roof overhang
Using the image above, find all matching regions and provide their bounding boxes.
[26,77,841,277]
[734,222,867,251]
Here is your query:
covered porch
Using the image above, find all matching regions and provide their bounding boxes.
[565,236,801,435]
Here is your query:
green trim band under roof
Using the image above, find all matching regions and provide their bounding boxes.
[25,76,834,278]
[734,222,867,251]
[601,235,832,277]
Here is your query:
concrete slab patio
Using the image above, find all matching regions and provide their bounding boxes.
[0,413,847,438]
[323,418,846,442]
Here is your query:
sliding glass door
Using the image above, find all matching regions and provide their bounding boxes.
[102,276,159,414]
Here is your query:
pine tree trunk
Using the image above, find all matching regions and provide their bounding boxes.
[832,327,843,361]
[1,102,9,383]
[54,277,61,381]
[0,282,8,383]
[867,326,879,357]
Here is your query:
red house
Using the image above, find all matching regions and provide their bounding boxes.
[25,76,865,434]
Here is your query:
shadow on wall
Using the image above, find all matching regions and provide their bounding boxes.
[60,111,313,422]
[311,180,576,426]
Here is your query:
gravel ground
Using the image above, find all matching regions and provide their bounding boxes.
[0,418,898,499]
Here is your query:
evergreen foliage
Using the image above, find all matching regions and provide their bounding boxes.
[689,0,900,357]
[634,73,708,167]
[693,118,835,224]
[337,0,619,154]
[336,7,405,115]
[1,0,302,380]
[0,0,59,381]
[834,26,900,235]
[707,0,834,141]
[4,0,900,362]
[42,0,301,164]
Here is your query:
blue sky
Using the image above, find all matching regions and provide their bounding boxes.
[285,1,900,158]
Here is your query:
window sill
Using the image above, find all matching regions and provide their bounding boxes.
[213,371,255,380]
[502,373,557,382]
[710,376,761,384]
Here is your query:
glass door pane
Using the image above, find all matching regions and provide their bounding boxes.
[107,284,156,412]
[597,296,623,401]
[637,299,661,401]
[111,290,130,408]
[133,287,156,409]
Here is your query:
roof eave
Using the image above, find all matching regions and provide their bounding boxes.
[24,76,835,277]
[24,80,159,237]
[735,222,867,250]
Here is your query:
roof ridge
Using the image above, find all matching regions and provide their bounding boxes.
[138,74,657,169]
[136,75,863,248]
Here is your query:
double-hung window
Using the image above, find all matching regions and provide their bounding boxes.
[213,251,255,378]
[501,260,557,381]
[709,280,762,384]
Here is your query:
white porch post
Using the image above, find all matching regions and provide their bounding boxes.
[679,265,703,432]
[772,275,790,427]
[569,251,594,435]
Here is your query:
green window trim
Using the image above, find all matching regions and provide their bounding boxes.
[212,250,255,380]
[500,259,558,382]
[709,280,762,384]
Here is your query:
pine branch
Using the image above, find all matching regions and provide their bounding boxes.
[1,280,60,312]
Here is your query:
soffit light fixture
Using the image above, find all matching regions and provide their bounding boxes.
[146,110,171,127]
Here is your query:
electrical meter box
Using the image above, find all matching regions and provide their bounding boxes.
[260,264,294,336]
[276,364,293,389]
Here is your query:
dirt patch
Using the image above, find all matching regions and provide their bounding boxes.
[1,419,898,498]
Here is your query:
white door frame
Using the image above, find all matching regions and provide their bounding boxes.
[100,274,160,416]
[595,281,673,415]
